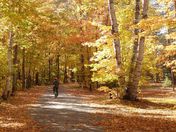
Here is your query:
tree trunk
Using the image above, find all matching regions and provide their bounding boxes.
[5,31,13,99]
[80,48,85,88]
[108,0,121,67]
[132,0,148,97]
[86,46,92,91]
[95,47,99,89]
[2,35,5,46]
[125,0,149,100]
[1,35,6,100]
[35,72,39,85]
[32,69,35,85]
[18,67,21,80]
[48,52,51,83]
[108,0,126,96]
[70,70,75,82]
[57,54,60,81]
[63,55,68,83]
[127,0,141,91]
[155,73,160,83]
[22,48,26,89]
[133,36,145,90]
[26,68,32,89]
[171,70,175,91]
[12,44,18,95]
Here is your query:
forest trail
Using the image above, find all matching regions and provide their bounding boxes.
[1,85,176,132]
[28,84,176,132]
[29,86,105,132]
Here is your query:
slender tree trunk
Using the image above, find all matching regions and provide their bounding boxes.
[63,55,68,83]
[6,31,13,99]
[132,36,145,93]
[96,82,99,88]
[32,69,35,85]
[171,70,175,91]
[95,47,99,89]
[70,69,75,82]
[155,73,160,83]
[48,52,51,83]
[132,0,148,97]
[18,67,21,80]
[127,0,141,89]
[26,68,32,89]
[22,48,26,89]
[12,44,18,95]
[125,0,149,100]
[108,0,126,97]
[35,72,39,85]
[1,35,6,99]
[86,46,92,91]
[42,68,45,84]
[108,0,121,67]
[80,48,85,88]
[57,54,60,81]
[2,35,5,46]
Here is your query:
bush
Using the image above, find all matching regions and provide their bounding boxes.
[162,77,172,87]
[98,86,111,92]
[0,80,6,96]
[98,86,125,99]
[17,80,22,90]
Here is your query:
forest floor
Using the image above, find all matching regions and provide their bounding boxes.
[0,86,48,132]
[0,83,176,132]
[59,83,176,132]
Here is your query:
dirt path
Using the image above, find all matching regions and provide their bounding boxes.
[28,85,176,132]
[29,86,105,132]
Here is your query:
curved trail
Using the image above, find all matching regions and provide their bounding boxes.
[29,86,105,132]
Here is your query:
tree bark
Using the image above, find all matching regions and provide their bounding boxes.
[12,44,18,95]
[171,70,175,91]
[22,48,26,89]
[48,52,51,83]
[108,0,126,97]
[57,54,60,81]
[108,0,121,67]
[127,0,141,90]
[6,31,13,99]
[18,67,21,80]
[125,0,149,101]
[26,68,32,89]
[70,70,75,82]
[63,55,68,83]
[132,0,148,96]
[35,72,39,85]
[1,35,6,100]
[132,36,145,95]
[80,48,85,88]
[86,46,92,91]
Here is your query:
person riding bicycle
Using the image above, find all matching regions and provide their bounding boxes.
[53,77,59,98]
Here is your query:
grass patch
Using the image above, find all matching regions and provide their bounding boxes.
[144,97,176,105]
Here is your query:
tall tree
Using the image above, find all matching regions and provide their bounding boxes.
[125,0,149,100]
[108,0,121,67]
[22,48,26,89]
[108,0,126,94]
[6,31,13,98]
[125,0,141,100]
[12,44,18,95]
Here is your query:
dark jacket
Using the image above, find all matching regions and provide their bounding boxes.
[53,79,59,88]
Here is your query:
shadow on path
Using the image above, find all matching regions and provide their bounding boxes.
[29,87,105,132]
